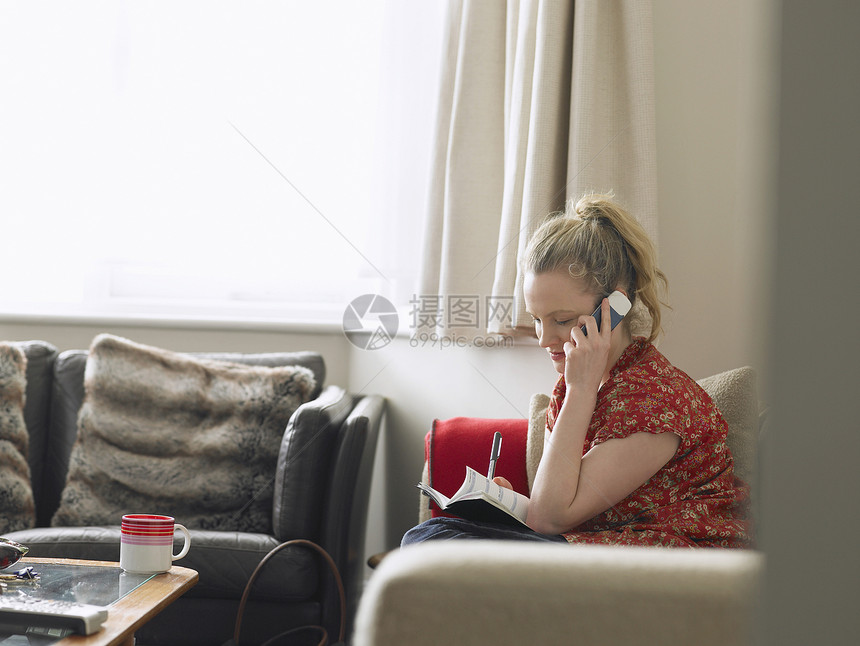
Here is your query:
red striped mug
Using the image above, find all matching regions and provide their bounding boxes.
[120,514,191,573]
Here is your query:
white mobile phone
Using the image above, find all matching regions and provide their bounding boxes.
[581,290,631,336]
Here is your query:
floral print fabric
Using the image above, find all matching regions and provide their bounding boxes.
[546,340,752,548]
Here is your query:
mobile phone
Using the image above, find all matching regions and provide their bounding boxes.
[581,290,632,336]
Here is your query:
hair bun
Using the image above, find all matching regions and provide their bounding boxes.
[574,206,601,222]
[573,193,612,222]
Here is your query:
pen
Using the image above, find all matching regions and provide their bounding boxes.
[487,431,502,480]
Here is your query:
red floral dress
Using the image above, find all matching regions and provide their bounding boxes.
[546,339,752,548]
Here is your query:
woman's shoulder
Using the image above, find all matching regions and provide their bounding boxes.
[614,340,678,385]
[623,341,692,381]
[598,341,726,446]
[612,341,719,413]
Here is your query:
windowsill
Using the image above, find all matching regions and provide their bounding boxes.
[0,309,345,335]
[0,307,538,343]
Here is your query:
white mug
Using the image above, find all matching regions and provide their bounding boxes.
[120,514,191,574]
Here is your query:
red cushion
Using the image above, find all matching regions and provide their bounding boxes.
[425,417,529,518]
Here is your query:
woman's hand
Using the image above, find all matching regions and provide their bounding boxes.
[563,296,612,393]
[493,476,513,490]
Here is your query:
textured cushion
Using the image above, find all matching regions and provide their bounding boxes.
[52,334,316,533]
[696,366,759,488]
[526,392,550,492]
[0,343,36,532]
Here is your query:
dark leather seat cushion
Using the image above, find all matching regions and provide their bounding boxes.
[7,526,318,600]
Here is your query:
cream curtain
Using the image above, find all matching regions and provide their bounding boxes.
[416,0,657,340]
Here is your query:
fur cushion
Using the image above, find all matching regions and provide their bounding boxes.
[0,343,36,532]
[52,334,316,533]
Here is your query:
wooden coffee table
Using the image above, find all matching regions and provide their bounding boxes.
[18,557,198,646]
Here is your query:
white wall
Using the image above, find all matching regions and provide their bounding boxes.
[653,0,774,379]
[0,0,774,564]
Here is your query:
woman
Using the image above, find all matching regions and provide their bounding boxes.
[403,193,751,548]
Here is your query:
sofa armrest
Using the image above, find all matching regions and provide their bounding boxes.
[354,542,763,646]
[272,385,353,541]
[320,394,385,640]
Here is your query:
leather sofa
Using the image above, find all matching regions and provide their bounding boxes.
[4,340,384,646]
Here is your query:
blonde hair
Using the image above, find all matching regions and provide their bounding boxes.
[523,193,669,343]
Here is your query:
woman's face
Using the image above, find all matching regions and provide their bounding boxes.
[523,269,600,375]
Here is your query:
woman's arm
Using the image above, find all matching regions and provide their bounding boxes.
[525,298,680,535]
[527,419,680,534]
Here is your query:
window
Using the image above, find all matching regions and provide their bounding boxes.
[0,1,445,324]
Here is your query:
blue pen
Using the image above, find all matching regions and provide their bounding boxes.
[487,432,502,479]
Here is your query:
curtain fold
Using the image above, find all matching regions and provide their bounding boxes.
[417,0,656,341]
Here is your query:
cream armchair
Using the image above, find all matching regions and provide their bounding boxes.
[353,367,764,646]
